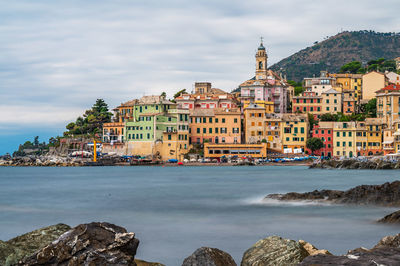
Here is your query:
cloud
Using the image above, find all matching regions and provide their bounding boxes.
[0,0,400,153]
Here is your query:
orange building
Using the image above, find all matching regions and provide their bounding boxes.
[189,108,241,145]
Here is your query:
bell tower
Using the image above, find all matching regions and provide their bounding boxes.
[255,37,268,80]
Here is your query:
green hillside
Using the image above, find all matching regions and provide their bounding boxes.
[270,31,400,82]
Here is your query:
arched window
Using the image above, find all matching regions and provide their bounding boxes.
[259,61,263,70]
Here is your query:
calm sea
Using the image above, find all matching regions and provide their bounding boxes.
[1,166,399,265]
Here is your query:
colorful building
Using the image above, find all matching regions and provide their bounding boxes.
[362,71,388,101]
[365,118,384,156]
[310,122,334,157]
[328,73,363,101]
[265,114,283,152]
[304,71,336,95]
[189,108,241,145]
[123,95,190,160]
[376,84,400,127]
[281,114,308,154]
[292,91,322,118]
[175,83,238,110]
[204,143,267,159]
[244,104,267,144]
[239,40,288,113]
[355,121,368,157]
[333,121,357,158]
[342,91,357,115]
[321,89,342,114]
[242,100,274,113]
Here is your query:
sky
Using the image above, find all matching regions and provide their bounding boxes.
[1,0,400,154]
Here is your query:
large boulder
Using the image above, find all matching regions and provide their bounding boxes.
[373,233,400,248]
[0,223,71,265]
[21,222,139,266]
[378,210,400,224]
[298,240,331,256]
[241,236,309,266]
[182,247,236,266]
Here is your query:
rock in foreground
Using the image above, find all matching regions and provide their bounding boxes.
[0,223,71,265]
[241,236,309,266]
[266,181,400,207]
[21,222,139,265]
[182,247,236,266]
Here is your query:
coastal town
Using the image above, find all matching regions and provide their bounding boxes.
[89,40,400,163]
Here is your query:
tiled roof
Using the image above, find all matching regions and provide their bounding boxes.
[322,88,340,94]
[376,84,400,93]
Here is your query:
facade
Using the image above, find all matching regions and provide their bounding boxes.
[304,71,336,95]
[204,143,267,159]
[342,91,357,115]
[123,96,190,160]
[376,84,400,127]
[189,108,241,145]
[355,121,368,157]
[365,118,384,156]
[310,122,334,157]
[362,71,388,101]
[333,122,357,158]
[386,71,400,85]
[292,91,322,118]
[265,115,282,152]
[244,104,267,144]
[240,41,288,113]
[281,114,308,154]
[321,89,342,114]
[175,84,238,110]
[383,128,395,155]
[329,73,363,101]
[242,100,274,113]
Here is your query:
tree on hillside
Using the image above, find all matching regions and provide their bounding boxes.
[173,89,187,99]
[287,80,304,96]
[306,137,324,155]
[320,113,338,121]
[65,99,112,137]
[339,61,365,74]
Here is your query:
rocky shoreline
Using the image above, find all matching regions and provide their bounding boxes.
[1,222,399,265]
[266,180,400,207]
[310,158,400,170]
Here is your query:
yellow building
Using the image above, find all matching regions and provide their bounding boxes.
[281,114,308,154]
[365,118,384,156]
[321,89,342,114]
[393,120,400,154]
[329,73,363,101]
[265,115,282,152]
[242,100,274,113]
[383,128,395,155]
[355,121,368,157]
[244,104,266,144]
[376,84,400,128]
[204,143,267,159]
[362,71,388,101]
[333,121,357,158]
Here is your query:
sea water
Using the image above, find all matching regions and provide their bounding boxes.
[0,166,399,265]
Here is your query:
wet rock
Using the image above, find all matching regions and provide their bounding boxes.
[373,233,400,248]
[0,224,71,265]
[265,181,400,207]
[311,159,397,170]
[299,248,400,266]
[300,233,400,265]
[21,222,139,266]
[378,210,400,224]
[241,236,309,266]
[298,240,331,256]
[182,247,236,266]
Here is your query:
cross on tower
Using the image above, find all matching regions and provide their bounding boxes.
[260,37,264,45]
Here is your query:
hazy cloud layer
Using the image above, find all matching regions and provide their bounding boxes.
[1,0,400,152]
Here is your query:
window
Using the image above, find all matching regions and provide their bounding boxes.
[337,142,340,147]
[343,132,346,137]
[197,128,200,134]
[209,117,212,123]
[349,141,352,147]
[209,128,212,134]
[203,128,206,134]
[203,117,206,123]
[215,128,219,133]
[222,118,226,123]
[168,134,171,140]
[234,118,238,123]
[301,127,305,133]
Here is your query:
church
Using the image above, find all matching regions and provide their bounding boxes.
[239,40,288,113]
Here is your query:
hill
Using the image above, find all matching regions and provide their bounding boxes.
[270,31,400,82]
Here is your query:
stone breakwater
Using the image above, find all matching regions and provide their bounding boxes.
[266,180,400,207]
[1,222,399,265]
[0,156,90,167]
[310,158,400,169]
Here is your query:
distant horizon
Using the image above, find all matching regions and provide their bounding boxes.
[1,0,400,154]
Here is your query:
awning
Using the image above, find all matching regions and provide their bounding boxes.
[383,140,394,144]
